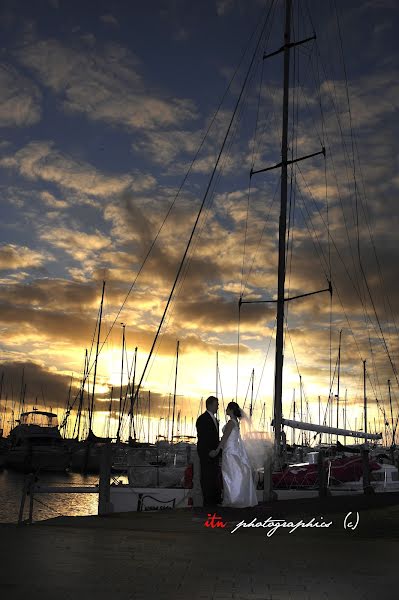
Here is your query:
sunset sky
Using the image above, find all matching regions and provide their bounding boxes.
[0,0,398,443]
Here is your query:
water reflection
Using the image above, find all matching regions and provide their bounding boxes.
[0,469,128,523]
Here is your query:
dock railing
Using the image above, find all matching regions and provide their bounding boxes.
[18,444,112,525]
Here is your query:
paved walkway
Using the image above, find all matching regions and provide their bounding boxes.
[1,493,398,600]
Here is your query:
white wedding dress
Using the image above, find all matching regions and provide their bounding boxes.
[221,420,258,508]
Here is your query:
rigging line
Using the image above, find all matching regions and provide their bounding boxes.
[294,177,330,279]
[333,1,399,388]
[133,3,276,404]
[285,18,301,325]
[235,302,241,402]
[310,43,364,299]
[242,175,280,296]
[143,53,267,387]
[162,17,271,313]
[59,9,272,425]
[284,322,302,381]
[351,156,399,362]
[148,33,276,393]
[295,164,370,312]
[294,180,381,371]
[333,35,370,342]
[357,188,398,357]
[296,171,390,362]
[367,330,385,413]
[251,4,283,174]
[291,10,323,148]
[144,135,251,390]
[217,367,225,414]
[240,48,266,300]
[242,370,253,410]
[253,319,276,413]
[354,135,399,345]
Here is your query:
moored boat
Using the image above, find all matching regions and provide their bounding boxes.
[5,410,69,473]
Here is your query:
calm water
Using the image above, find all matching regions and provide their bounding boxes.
[0,468,128,523]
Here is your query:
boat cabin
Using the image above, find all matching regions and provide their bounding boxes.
[19,411,59,428]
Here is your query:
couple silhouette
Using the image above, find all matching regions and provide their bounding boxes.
[195,396,258,508]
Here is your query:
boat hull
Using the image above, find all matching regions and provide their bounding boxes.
[110,485,192,512]
[5,446,69,473]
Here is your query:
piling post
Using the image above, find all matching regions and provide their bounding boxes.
[362,448,374,495]
[98,443,113,515]
[191,448,203,507]
[18,476,29,525]
[263,452,276,502]
[318,450,329,497]
[18,473,35,525]
[28,475,35,524]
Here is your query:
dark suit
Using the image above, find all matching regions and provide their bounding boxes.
[196,411,222,505]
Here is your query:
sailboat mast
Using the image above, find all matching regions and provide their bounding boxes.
[273,0,292,464]
[129,346,137,440]
[250,368,254,418]
[148,390,151,444]
[388,379,394,446]
[89,280,105,432]
[363,359,367,439]
[337,330,342,434]
[216,351,218,398]
[171,340,180,443]
[116,322,125,443]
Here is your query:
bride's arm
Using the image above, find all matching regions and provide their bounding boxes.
[209,420,234,456]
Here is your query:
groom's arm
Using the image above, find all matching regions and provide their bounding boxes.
[209,421,234,456]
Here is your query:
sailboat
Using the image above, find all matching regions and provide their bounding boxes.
[68,281,118,473]
[5,409,69,473]
[97,1,398,508]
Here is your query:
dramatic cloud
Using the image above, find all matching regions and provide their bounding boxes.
[39,226,112,262]
[0,141,154,197]
[0,63,41,127]
[100,14,119,27]
[14,38,197,130]
[0,361,74,412]
[0,244,52,270]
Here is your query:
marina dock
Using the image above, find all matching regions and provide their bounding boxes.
[1,493,398,600]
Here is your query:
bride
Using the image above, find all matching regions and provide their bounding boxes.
[209,401,258,508]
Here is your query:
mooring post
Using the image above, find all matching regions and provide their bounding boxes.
[318,450,329,497]
[98,443,113,515]
[28,474,35,524]
[263,452,275,502]
[362,448,374,495]
[18,473,35,525]
[191,448,203,507]
[18,475,29,525]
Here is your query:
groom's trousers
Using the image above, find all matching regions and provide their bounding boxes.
[198,454,222,506]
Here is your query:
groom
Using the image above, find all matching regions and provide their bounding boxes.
[196,396,222,506]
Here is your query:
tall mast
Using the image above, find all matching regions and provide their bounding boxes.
[148,390,151,444]
[106,386,113,439]
[388,379,394,446]
[216,351,218,398]
[300,376,303,451]
[171,340,180,443]
[336,330,342,436]
[293,389,296,446]
[363,359,367,439]
[89,280,105,433]
[116,322,125,443]
[273,0,292,464]
[250,368,254,418]
[129,346,137,440]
